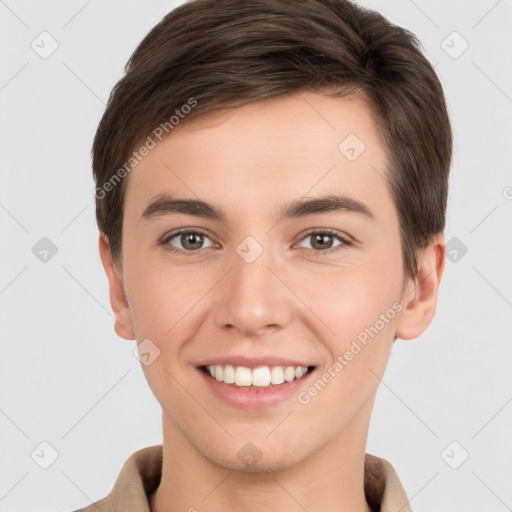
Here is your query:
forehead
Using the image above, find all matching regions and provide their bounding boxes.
[123,91,392,225]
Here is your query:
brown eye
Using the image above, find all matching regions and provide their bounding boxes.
[297,230,351,254]
[310,233,336,250]
[180,232,205,250]
[163,229,214,253]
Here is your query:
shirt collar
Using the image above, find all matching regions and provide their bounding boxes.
[85,444,412,512]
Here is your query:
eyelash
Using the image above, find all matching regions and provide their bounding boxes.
[160,228,352,257]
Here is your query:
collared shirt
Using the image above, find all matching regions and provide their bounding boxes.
[72,445,412,512]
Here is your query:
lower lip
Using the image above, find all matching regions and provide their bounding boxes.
[197,367,316,411]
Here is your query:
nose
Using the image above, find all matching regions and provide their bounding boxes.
[213,242,293,338]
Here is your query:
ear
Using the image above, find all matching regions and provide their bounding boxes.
[395,234,445,340]
[98,233,135,340]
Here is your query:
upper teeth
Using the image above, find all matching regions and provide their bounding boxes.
[205,365,310,387]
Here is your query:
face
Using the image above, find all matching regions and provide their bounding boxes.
[103,91,430,472]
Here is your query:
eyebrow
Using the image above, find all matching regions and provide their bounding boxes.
[141,193,375,223]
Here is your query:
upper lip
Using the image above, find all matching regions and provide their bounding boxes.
[197,355,315,369]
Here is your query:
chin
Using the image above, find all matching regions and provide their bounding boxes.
[198,438,311,474]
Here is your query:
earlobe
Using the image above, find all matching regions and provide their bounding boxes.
[98,233,135,340]
[395,234,445,340]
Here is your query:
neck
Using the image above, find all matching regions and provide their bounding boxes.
[149,409,373,512]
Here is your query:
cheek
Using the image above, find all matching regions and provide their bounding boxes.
[125,258,213,354]
[309,250,403,340]
[125,262,207,408]
[297,271,399,427]
[302,245,402,396]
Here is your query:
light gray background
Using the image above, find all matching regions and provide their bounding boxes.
[1,1,511,511]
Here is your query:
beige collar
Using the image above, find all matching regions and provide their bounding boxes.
[74,444,412,512]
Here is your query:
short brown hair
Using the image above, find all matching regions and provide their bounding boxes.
[92,0,452,280]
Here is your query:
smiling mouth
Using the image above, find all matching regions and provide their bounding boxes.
[199,364,316,388]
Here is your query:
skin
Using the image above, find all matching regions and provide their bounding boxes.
[99,90,445,512]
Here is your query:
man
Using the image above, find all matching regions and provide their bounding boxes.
[81,0,451,510]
